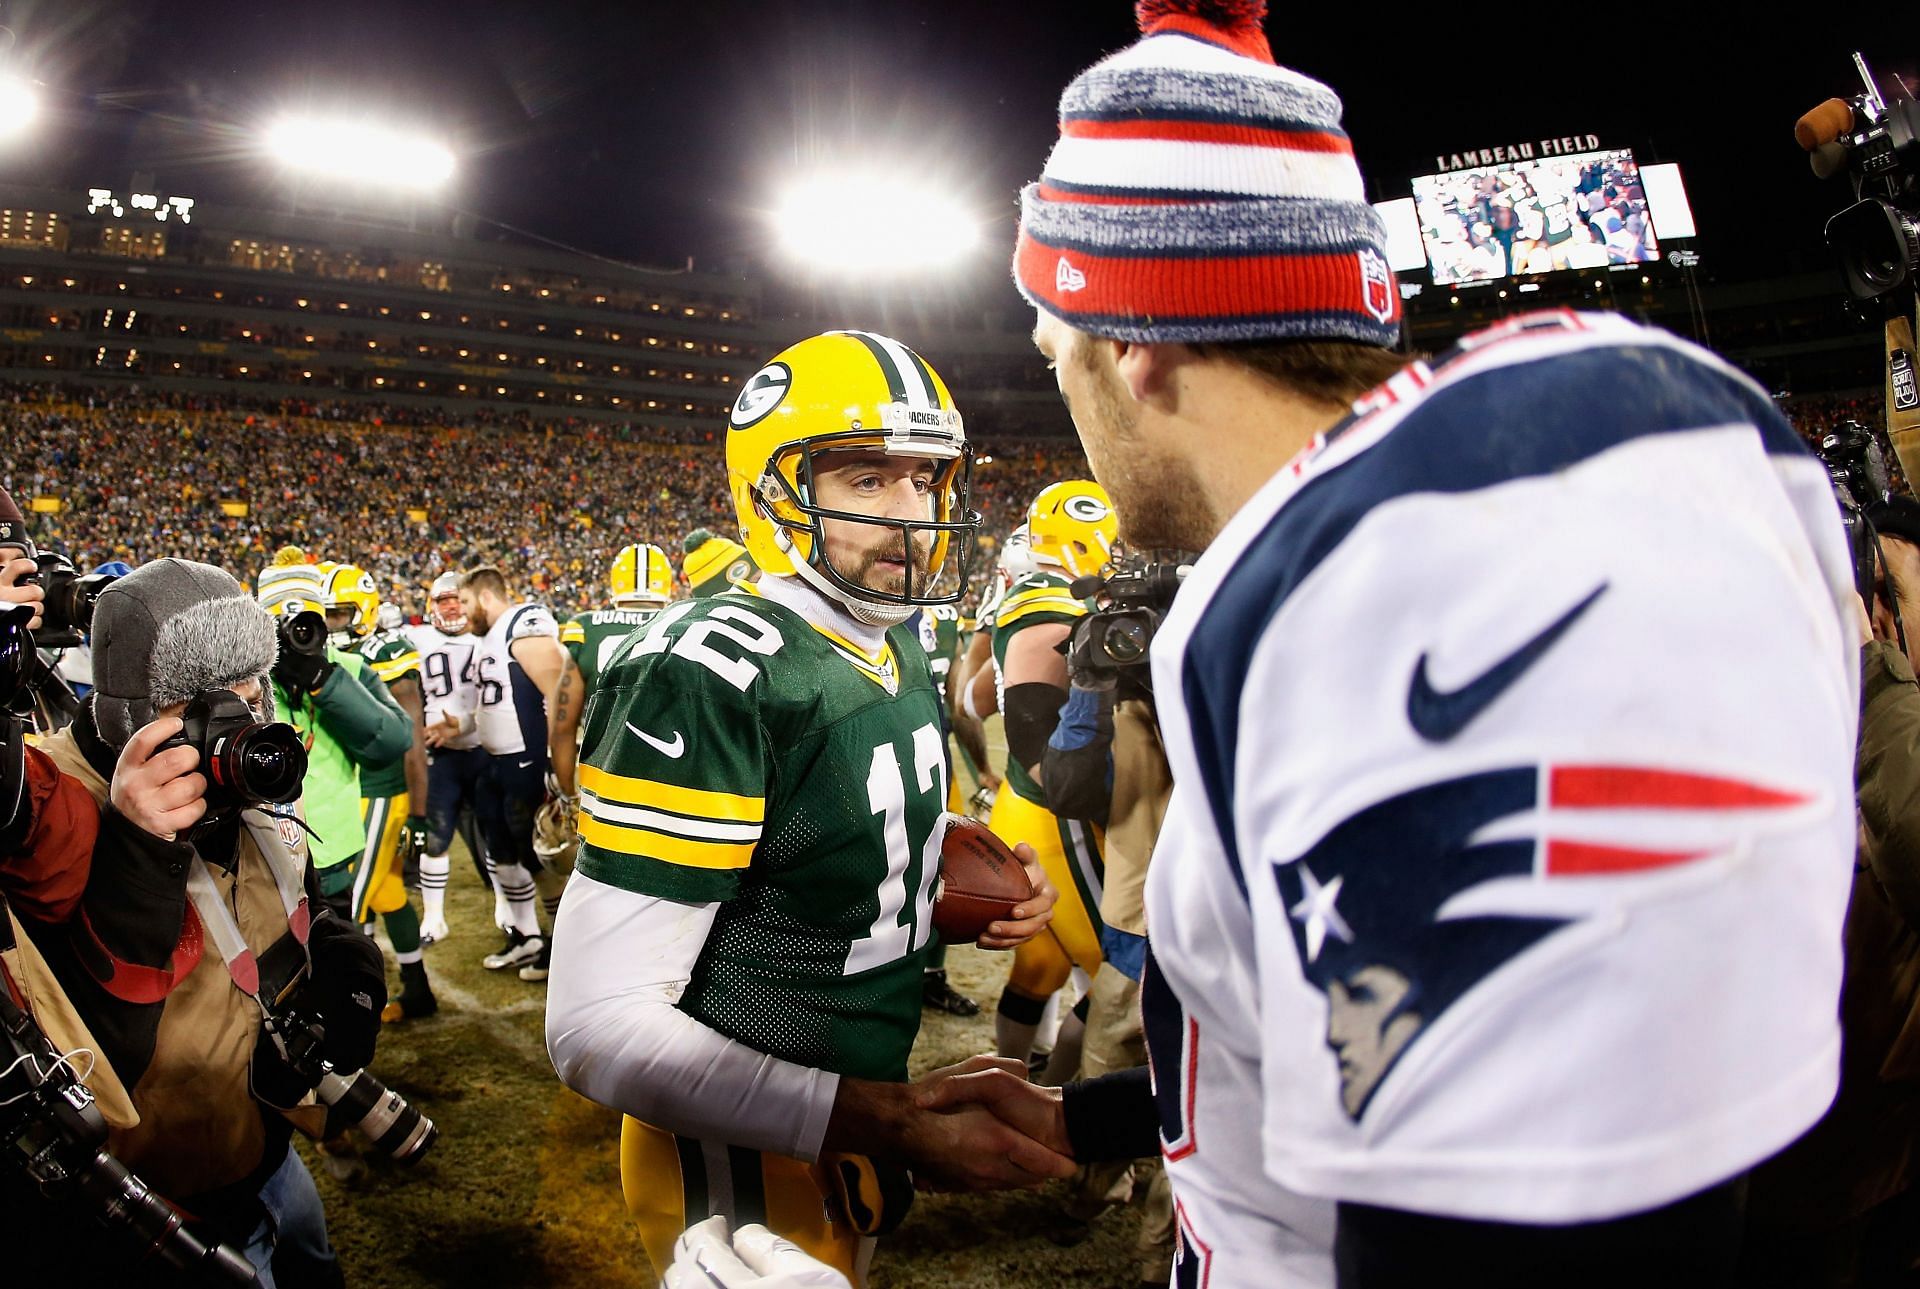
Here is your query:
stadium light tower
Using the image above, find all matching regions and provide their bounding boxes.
[262,115,456,192]
[773,169,981,277]
[0,75,39,142]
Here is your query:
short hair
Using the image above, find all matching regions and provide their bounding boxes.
[462,565,508,598]
[1191,338,1413,409]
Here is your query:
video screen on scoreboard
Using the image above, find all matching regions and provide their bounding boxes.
[1411,148,1660,286]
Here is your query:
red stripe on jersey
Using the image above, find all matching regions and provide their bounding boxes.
[1060,117,1353,154]
[1551,766,1810,811]
[1546,839,1711,876]
[1164,1015,1201,1162]
[1016,233,1399,325]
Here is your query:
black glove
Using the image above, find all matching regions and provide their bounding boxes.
[272,641,334,700]
[302,913,386,1073]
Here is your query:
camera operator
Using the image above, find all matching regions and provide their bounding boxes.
[1745,495,1920,1287]
[1035,554,1182,1283]
[17,558,387,1286]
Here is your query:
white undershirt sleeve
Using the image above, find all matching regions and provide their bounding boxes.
[545,871,841,1161]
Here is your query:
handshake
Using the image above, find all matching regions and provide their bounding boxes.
[827,1054,1075,1193]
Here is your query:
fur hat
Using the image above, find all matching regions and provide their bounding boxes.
[91,558,280,748]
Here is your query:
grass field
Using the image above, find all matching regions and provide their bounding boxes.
[307,724,1153,1288]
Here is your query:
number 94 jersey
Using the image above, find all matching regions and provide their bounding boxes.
[575,592,947,1082]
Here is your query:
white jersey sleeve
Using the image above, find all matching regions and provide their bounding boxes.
[507,603,559,642]
[1150,312,1858,1225]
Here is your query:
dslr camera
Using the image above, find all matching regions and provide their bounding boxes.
[1067,554,1193,691]
[1818,417,1900,599]
[24,551,119,651]
[0,897,255,1284]
[258,991,437,1165]
[155,689,308,814]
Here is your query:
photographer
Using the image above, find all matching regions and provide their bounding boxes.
[1036,555,1180,1285]
[19,558,387,1286]
[1745,496,1920,1287]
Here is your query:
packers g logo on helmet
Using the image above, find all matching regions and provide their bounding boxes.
[723,330,982,608]
[610,543,673,609]
[1027,480,1117,580]
[319,562,381,643]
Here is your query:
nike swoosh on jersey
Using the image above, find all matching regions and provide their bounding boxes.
[1406,582,1608,743]
[517,758,535,769]
[625,722,686,759]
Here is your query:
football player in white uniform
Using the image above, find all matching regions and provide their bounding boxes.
[459,566,586,980]
[928,6,1859,1288]
[405,571,490,942]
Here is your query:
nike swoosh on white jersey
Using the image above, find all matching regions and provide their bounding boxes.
[625,722,686,758]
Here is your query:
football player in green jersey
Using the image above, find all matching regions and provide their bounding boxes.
[322,561,437,1020]
[548,330,1072,1282]
[560,542,676,697]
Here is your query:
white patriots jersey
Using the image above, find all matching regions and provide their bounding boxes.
[475,601,559,757]
[1145,311,1858,1227]
[404,623,483,752]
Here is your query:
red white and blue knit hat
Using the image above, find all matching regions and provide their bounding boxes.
[1014,1,1400,346]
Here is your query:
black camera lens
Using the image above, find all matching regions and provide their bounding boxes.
[1102,616,1151,665]
[280,609,326,655]
[0,603,30,709]
[216,724,308,805]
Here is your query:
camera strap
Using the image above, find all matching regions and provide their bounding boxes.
[181,811,312,1014]
[1884,312,1920,485]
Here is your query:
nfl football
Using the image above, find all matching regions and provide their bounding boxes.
[932,816,1034,943]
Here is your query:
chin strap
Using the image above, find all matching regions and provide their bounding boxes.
[775,527,918,627]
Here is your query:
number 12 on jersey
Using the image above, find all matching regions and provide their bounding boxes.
[844,723,947,975]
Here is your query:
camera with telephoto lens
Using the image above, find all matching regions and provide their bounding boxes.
[0,899,255,1284]
[155,689,308,814]
[260,995,437,1165]
[1067,555,1194,690]
[277,609,327,657]
[1818,417,1901,602]
[24,551,120,650]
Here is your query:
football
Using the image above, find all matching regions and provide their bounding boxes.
[932,816,1034,943]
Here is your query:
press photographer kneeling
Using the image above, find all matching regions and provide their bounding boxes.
[14,558,397,1287]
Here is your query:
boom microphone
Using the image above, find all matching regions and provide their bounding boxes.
[1795,98,1857,151]
[1810,142,1850,181]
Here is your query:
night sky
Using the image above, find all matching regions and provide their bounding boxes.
[0,0,1907,293]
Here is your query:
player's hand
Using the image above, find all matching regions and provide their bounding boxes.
[975,841,1055,951]
[110,716,208,840]
[825,1076,1075,1193]
[918,1066,1070,1159]
[0,556,44,632]
[423,712,461,748]
[663,1215,851,1289]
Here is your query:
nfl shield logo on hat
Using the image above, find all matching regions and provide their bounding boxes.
[1359,249,1395,325]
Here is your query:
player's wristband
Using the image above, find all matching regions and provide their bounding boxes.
[1060,1066,1159,1163]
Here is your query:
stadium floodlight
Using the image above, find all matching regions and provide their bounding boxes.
[0,76,39,142]
[773,170,981,276]
[263,115,455,192]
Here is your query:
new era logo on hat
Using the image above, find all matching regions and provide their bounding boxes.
[1055,256,1088,293]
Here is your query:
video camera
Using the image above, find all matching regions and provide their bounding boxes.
[0,896,255,1285]
[1067,554,1194,692]
[1800,53,1920,313]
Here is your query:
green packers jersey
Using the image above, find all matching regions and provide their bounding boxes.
[561,607,661,694]
[991,570,1087,807]
[914,604,965,708]
[351,629,421,798]
[575,591,947,1083]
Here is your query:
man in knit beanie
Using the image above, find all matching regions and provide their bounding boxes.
[929,4,1863,1285]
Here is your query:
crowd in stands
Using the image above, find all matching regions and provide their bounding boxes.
[0,384,1088,618]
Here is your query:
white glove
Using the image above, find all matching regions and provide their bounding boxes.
[661,1216,852,1289]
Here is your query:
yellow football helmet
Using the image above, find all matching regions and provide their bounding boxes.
[724,330,980,608]
[1027,481,1117,580]
[610,543,673,610]
[318,561,380,644]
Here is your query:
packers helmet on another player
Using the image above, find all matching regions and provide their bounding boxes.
[1027,481,1117,580]
[428,571,468,633]
[682,529,756,598]
[724,330,981,617]
[319,561,381,648]
[610,543,673,610]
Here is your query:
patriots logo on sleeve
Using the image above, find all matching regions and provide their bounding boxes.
[1276,763,1816,1120]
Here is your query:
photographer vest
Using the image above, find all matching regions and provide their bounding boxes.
[35,726,319,1200]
